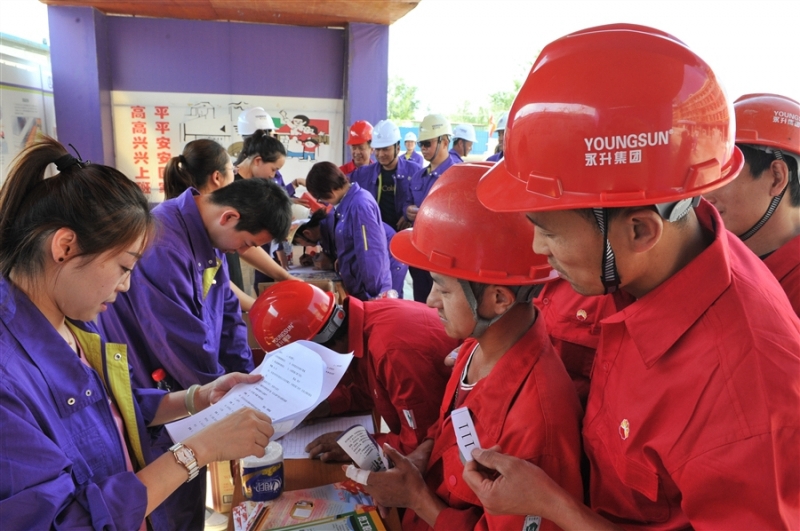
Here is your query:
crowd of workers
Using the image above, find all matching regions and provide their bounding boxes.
[0,22,798,531]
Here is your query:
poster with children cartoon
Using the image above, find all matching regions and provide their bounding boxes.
[110,90,343,202]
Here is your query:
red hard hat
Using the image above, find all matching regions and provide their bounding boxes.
[734,93,800,156]
[478,24,744,213]
[391,162,556,285]
[346,120,373,145]
[249,282,344,352]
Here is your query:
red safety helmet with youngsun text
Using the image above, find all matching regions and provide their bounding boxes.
[249,282,345,352]
[734,93,800,157]
[477,23,744,214]
[391,162,556,285]
[346,120,373,146]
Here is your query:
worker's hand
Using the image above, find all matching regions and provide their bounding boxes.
[359,444,427,509]
[292,196,312,209]
[396,216,411,231]
[443,347,459,368]
[462,446,563,518]
[405,439,433,475]
[405,205,419,222]
[305,430,348,462]
[196,373,263,411]
[187,407,273,466]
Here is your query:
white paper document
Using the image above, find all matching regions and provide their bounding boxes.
[278,414,375,459]
[336,425,390,472]
[165,341,353,443]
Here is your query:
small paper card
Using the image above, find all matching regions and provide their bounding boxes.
[451,406,482,462]
[336,425,389,472]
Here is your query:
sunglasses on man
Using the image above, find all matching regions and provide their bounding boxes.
[417,138,440,148]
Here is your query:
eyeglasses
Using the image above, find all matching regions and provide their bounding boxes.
[417,139,437,148]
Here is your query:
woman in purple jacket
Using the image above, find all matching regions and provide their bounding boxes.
[305,162,393,300]
[0,137,273,530]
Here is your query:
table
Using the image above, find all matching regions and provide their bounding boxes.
[227,458,402,530]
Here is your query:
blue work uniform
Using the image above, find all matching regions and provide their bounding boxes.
[486,150,504,162]
[334,182,393,300]
[403,149,424,166]
[97,187,253,530]
[0,277,169,530]
[449,148,464,162]
[320,207,338,262]
[350,156,420,229]
[382,222,409,297]
[403,153,461,302]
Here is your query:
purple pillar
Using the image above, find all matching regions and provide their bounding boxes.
[48,6,115,165]
[345,23,389,160]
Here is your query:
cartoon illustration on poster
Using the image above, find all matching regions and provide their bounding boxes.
[111,91,343,202]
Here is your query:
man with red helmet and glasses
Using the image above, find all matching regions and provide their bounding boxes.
[465,25,800,529]
[361,163,583,531]
[248,281,459,457]
[340,120,376,177]
[704,94,800,316]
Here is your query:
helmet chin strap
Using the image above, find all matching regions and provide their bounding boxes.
[457,280,537,338]
[592,197,700,294]
[592,208,620,294]
[312,302,346,344]
[738,149,791,242]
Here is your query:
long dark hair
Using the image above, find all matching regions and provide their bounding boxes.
[163,139,230,199]
[234,130,286,166]
[0,136,154,278]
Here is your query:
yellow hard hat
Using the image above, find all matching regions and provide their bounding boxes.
[418,114,452,142]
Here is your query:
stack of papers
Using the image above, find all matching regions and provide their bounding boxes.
[166,341,353,443]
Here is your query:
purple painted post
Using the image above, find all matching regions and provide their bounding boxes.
[345,23,389,160]
[48,6,115,165]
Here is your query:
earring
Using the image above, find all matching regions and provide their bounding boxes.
[58,257,64,262]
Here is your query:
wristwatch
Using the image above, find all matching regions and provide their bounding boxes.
[169,443,199,482]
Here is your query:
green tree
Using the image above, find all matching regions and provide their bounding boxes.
[448,101,489,125]
[387,76,419,122]
[488,58,536,115]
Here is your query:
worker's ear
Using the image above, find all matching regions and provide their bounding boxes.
[480,285,516,317]
[767,159,790,198]
[218,209,241,227]
[611,207,663,256]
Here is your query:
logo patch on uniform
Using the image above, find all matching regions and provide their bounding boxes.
[403,409,417,429]
[523,515,541,531]
[619,419,630,440]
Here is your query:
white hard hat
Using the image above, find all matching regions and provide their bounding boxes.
[452,123,477,143]
[404,131,417,142]
[418,114,452,142]
[238,107,274,136]
[496,112,509,132]
[371,120,401,149]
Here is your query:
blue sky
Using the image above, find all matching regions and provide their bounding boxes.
[389,0,800,118]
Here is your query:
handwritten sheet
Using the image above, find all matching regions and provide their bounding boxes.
[278,414,375,459]
[165,341,353,443]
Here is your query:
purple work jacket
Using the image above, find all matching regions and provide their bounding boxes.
[334,183,393,300]
[97,188,253,392]
[486,150,504,162]
[403,149,424,166]
[350,156,420,227]
[404,153,461,221]
[382,222,409,297]
[0,277,168,530]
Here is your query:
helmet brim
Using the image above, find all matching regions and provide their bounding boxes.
[478,147,745,213]
[390,227,557,285]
